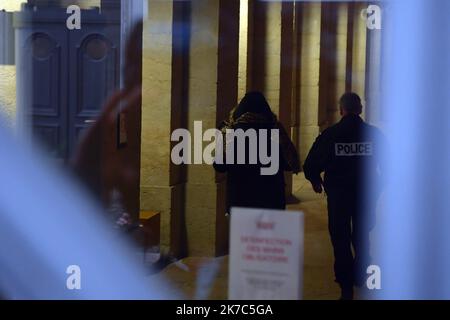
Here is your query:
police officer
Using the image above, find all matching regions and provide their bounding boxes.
[303,93,385,300]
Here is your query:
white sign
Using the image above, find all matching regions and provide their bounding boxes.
[229,208,304,300]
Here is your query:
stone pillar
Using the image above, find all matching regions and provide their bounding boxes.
[249,0,284,114]
[238,0,250,100]
[298,2,322,164]
[248,0,295,195]
[140,0,188,257]
[262,1,282,115]
[319,2,350,127]
[184,0,239,257]
[291,2,302,156]
[365,5,383,125]
[333,2,350,124]
[278,1,295,197]
[350,2,368,119]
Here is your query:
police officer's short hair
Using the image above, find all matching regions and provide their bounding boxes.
[339,93,363,114]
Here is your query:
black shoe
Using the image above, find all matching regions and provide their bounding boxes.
[339,286,354,300]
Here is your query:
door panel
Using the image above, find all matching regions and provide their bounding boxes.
[68,23,120,158]
[16,8,121,161]
[18,29,68,159]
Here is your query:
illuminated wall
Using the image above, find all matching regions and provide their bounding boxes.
[0,66,16,122]
[0,0,26,11]
[138,1,377,257]
[238,0,249,100]
[0,1,20,123]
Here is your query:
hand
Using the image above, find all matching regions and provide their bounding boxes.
[312,182,323,194]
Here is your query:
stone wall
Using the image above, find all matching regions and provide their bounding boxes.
[0,66,16,126]
[137,0,377,257]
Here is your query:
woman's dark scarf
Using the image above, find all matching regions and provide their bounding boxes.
[220,92,301,174]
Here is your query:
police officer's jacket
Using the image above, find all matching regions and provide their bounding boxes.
[303,114,385,191]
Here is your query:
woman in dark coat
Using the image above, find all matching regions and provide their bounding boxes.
[214,91,300,212]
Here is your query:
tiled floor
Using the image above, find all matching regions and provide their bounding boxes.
[153,176,341,300]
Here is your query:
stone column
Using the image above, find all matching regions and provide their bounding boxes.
[365,5,383,125]
[350,2,368,119]
[238,0,250,100]
[184,0,239,257]
[140,0,188,257]
[298,2,322,164]
[262,1,282,115]
[279,1,295,197]
[319,2,350,127]
[247,0,295,195]
[291,2,302,156]
[248,0,284,115]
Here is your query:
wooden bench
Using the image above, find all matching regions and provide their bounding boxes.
[136,210,160,250]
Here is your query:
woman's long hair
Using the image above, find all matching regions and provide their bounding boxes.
[233,91,274,120]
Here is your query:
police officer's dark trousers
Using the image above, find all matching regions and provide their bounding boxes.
[326,185,371,288]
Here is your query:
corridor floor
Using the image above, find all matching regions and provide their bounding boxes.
[153,176,341,300]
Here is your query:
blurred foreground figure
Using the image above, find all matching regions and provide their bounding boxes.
[72,23,142,224]
[304,93,385,300]
[214,92,300,212]
[71,23,175,271]
[0,120,173,299]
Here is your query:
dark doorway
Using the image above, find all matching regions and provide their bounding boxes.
[15,2,121,161]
